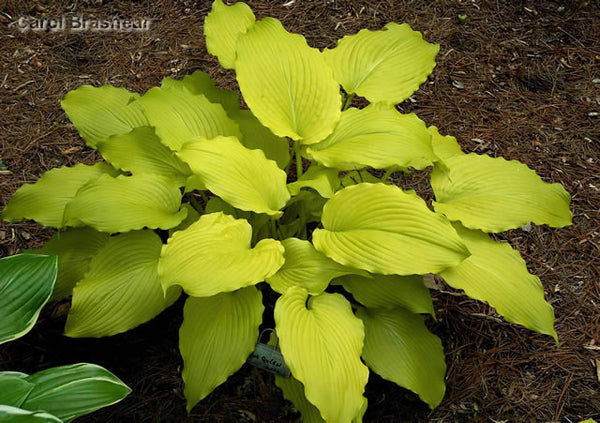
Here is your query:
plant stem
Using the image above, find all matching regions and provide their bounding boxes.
[381,168,394,181]
[342,93,355,111]
[294,141,303,180]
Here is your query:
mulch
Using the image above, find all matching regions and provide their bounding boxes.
[1,0,599,421]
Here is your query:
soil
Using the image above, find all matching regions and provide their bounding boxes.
[1,0,599,421]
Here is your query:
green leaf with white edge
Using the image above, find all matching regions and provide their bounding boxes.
[428,125,462,161]
[323,23,439,104]
[287,165,340,199]
[138,86,240,151]
[204,0,256,69]
[2,163,119,228]
[235,17,341,144]
[440,223,558,340]
[0,254,57,344]
[65,231,181,338]
[431,153,572,232]
[162,71,240,115]
[266,238,367,295]
[97,127,191,186]
[306,104,436,171]
[0,405,61,422]
[60,85,148,148]
[177,136,290,216]
[337,274,434,316]
[63,174,187,233]
[275,286,369,423]
[180,287,263,411]
[21,363,130,422]
[231,109,290,169]
[36,227,110,301]
[357,306,446,409]
[0,373,34,407]
[159,212,284,297]
[313,183,470,275]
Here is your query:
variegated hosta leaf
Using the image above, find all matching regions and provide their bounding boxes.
[0,372,34,407]
[159,212,284,297]
[337,274,434,316]
[266,238,366,295]
[431,153,572,232]
[231,109,291,169]
[312,183,470,275]
[180,287,263,411]
[0,254,57,344]
[63,174,187,233]
[37,227,110,300]
[287,165,340,199]
[306,104,436,171]
[235,17,341,144]
[65,230,180,338]
[357,306,446,408]
[97,127,191,186]
[177,136,290,216]
[428,125,462,161]
[2,163,119,228]
[138,86,240,151]
[440,224,557,340]
[323,23,439,104]
[161,71,240,115]
[60,85,148,148]
[275,286,369,423]
[204,0,256,69]
[21,363,130,422]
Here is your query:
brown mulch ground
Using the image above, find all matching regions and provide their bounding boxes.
[1,0,599,421]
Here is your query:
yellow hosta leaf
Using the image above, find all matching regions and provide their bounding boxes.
[180,287,263,410]
[275,286,369,423]
[323,23,439,104]
[159,212,284,297]
[235,17,341,144]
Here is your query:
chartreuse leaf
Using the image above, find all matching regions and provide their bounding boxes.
[356,306,446,409]
[275,286,369,423]
[138,86,240,151]
[337,274,434,316]
[428,125,462,161]
[266,238,366,295]
[323,23,439,104]
[0,372,34,407]
[306,104,436,171]
[313,183,470,275]
[65,231,180,338]
[162,71,240,115]
[431,153,572,232]
[37,227,110,300]
[97,127,192,186]
[180,287,263,411]
[177,136,290,216]
[340,169,387,187]
[235,17,341,144]
[60,85,148,148]
[63,174,187,233]
[0,406,61,422]
[204,0,255,69]
[169,203,201,236]
[440,224,558,340]
[232,109,291,169]
[2,163,119,228]
[21,363,130,422]
[0,254,57,344]
[159,213,284,297]
[287,165,340,198]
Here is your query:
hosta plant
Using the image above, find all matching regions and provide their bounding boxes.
[2,0,572,421]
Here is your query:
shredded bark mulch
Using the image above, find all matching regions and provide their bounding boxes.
[1,0,599,421]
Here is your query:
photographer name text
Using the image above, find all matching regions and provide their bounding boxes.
[16,15,152,33]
